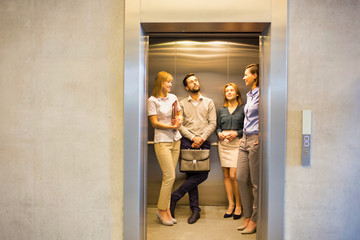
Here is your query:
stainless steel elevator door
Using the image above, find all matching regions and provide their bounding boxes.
[147,37,259,205]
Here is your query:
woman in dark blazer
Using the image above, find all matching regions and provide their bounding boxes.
[217,83,244,220]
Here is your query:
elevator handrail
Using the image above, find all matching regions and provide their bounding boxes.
[147,141,218,146]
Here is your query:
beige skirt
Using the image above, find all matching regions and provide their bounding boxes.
[218,137,241,168]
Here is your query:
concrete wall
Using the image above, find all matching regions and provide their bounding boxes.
[286,0,360,239]
[0,1,124,239]
[1,0,360,239]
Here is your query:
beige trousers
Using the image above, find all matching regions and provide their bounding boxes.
[154,140,181,210]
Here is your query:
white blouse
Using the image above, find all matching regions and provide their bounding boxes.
[147,93,182,143]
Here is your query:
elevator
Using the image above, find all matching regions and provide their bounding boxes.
[124,18,287,240]
[147,36,260,206]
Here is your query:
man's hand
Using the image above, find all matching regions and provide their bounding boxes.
[191,142,202,148]
[192,136,205,148]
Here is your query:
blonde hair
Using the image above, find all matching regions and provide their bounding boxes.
[223,83,242,107]
[152,71,173,98]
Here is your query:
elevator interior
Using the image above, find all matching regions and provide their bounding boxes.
[147,36,260,206]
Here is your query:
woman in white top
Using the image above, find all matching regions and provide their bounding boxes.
[147,71,182,226]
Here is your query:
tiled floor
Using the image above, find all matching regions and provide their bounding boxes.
[147,205,256,240]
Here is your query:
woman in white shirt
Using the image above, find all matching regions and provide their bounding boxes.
[147,71,182,226]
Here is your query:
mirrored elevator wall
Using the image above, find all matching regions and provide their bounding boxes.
[147,36,259,206]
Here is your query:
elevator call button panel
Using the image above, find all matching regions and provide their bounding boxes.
[302,110,312,167]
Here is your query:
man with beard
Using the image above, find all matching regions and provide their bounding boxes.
[170,73,216,224]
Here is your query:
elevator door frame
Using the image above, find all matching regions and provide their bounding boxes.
[124,23,287,240]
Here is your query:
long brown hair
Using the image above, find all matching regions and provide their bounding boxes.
[152,71,173,98]
[223,83,242,107]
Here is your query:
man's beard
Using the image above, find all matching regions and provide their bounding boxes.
[189,86,200,93]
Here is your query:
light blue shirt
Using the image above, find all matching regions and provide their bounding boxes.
[243,87,259,135]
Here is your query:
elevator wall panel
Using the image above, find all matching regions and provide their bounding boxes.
[147,37,259,205]
[141,0,271,23]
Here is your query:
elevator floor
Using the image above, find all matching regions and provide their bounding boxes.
[147,205,256,240]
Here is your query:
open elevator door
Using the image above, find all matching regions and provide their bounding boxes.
[139,22,271,240]
[146,34,260,206]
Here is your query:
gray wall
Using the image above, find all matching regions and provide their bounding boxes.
[286,0,360,239]
[0,0,124,239]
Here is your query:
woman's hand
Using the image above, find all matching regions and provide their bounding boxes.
[171,111,183,126]
[172,119,182,129]
[218,132,225,141]
[171,115,182,128]
[225,131,238,141]
[222,130,238,141]
[176,115,183,124]
[149,115,180,130]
